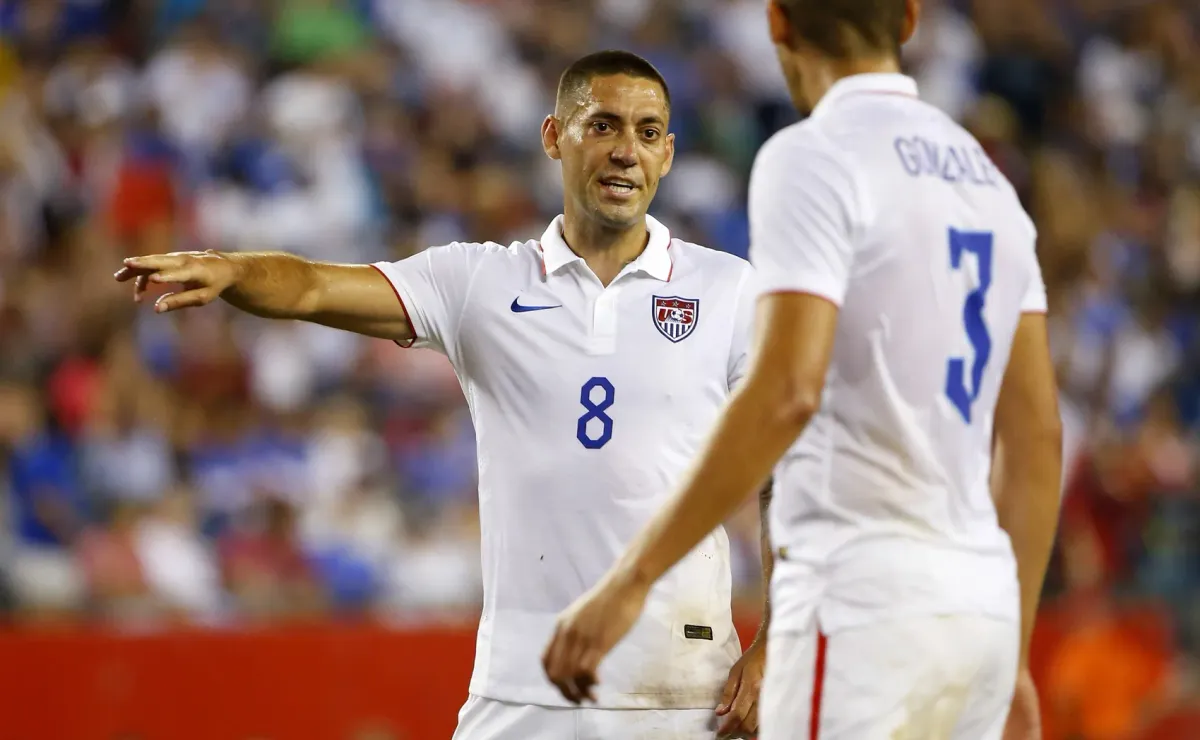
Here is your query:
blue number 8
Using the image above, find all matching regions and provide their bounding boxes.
[577,377,615,449]
[945,228,994,423]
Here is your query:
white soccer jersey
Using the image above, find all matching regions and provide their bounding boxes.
[372,215,752,708]
[750,74,1048,635]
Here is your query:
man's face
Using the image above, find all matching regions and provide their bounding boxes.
[544,74,674,230]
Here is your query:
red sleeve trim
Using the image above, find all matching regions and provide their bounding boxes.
[369,264,417,348]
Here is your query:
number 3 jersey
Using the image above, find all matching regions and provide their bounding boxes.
[371,215,754,709]
[749,73,1047,637]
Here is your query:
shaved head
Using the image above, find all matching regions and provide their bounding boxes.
[555,50,671,120]
[775,0,908,58]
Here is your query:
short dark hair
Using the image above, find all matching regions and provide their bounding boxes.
[777,0,906,59]
[556,50,671,116]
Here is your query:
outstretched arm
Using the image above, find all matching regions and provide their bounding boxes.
[115,250,414,342]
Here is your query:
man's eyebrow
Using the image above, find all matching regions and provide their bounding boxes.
[585,111,667,126]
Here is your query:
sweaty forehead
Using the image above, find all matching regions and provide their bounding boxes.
[567,74,669,122]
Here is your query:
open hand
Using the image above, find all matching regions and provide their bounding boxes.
[114,251,240,313]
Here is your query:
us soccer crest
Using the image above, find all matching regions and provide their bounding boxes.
[652,296,699,343]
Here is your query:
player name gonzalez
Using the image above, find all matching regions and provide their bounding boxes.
[893,135,1001,187]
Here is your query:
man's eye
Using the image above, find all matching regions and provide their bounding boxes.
[643,129,660,140]
[593,122,611,133]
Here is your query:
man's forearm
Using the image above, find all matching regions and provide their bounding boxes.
[216,251,322,320]
[610,377,813,595]
[994,432,1062,668]
[755,481,774,642]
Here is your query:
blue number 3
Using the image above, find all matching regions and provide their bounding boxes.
[945,228,994,423]
[577,377,615,449]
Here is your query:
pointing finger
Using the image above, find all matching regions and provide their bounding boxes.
[122,254,185,273]
[149,267,201,285]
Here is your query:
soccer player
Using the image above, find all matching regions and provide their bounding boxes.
[115,51,769,739]
[542,3,1063,739]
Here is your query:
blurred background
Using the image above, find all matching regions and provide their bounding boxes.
[0,0,1197,738]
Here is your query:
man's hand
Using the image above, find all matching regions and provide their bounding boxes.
[542,572,650,704]
[114,251,241,313]
[716,639,766,738]
[1003,667,1042,740]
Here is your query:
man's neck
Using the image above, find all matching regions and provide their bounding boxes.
[796,54,902,113]
[562,214,649,287]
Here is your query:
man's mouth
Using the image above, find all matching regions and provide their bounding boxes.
[599,177,638,197]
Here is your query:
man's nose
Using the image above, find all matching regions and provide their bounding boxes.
[609,137,637,167]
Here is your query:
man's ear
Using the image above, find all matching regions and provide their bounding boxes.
[542,115,562,160]
[661,132,675,178]
[766,1,791,47]
[901,0,921,46]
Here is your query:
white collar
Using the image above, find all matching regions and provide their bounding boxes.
[811,73,919,118]
[538,214,674,282]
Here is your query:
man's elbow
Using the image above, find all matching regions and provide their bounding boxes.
[996,408,1064,478]
[773,384,821,430]
[293,264,328,318]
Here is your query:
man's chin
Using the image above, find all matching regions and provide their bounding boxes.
[588,201,645,230]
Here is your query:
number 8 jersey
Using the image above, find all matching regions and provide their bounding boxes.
[371,214,756,709]
[748,73,1048,637]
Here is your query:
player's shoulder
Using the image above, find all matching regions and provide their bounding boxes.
[751,120,857,193]
[667,237,752,286]
[425,237,542,264]
[756,120,843,167]
[924,115,1037,240]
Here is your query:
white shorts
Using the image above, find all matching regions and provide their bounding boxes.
[760,615,1018,740]
[451,694,719,740]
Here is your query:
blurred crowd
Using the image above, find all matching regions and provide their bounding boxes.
[0,0,1197,737]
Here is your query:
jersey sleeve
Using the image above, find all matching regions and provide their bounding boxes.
[371,242,483,356]
[728,263,757,389]
[1021,264,1048,314]
[1020,224,1048,314]
[748,132,862,306]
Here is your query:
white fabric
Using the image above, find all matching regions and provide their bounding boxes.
[760,614,1018,740]
[372,215,754,708]
[451,693,717,740]
[750,74,1046,635]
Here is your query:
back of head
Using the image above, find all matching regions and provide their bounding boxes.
[776,0,908,59]
[555,49,671,119]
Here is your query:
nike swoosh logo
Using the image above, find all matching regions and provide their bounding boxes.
[511,298,562,313]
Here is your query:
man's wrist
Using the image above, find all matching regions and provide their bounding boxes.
[210,249,243,280]
[752,618,769,647]
[609,556,656,600]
